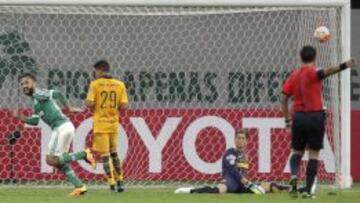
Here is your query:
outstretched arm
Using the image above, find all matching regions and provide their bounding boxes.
[52,90,82,113]
[319,59,355,79]
[11,109,40,126]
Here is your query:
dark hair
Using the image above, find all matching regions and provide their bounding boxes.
[235,128,249,139]
[300,46,317,63]
[18,72,36,82]
[94,60,110,72]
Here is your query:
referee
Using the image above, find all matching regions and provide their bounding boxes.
[281,46,355,198]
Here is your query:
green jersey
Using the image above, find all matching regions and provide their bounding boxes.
[25,88,70,129]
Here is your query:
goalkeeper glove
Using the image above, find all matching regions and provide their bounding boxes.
[246,182,265,195]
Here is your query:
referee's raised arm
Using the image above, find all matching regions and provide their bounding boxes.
[320,58,355,79]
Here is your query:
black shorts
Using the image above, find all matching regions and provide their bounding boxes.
[291,111,326,151]
[221,174,253,194]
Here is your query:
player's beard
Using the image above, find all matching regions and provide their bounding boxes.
[23,87,34,96]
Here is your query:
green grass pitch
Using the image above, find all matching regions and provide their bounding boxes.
[1,184,359,203]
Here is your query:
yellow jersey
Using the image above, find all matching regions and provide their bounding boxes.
[86,77,128,133]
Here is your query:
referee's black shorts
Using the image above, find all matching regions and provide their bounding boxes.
[291,111,326,151]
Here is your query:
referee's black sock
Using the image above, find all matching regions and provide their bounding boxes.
[290,153,302,176]
[191,186,220,193]
[305,159,318,193]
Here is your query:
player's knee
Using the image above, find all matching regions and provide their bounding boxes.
[217,183,228,194]
[110,152,118,159]
[308,149,320,159]
[46,155,60,167]
[110,152,121,165]
[110,147,117,155]
[101,155,111,168]
[102,155,110,162]
[110,152,121,164]
[92,147,110,156]
[101,155,111,174]
[292,149,305,156]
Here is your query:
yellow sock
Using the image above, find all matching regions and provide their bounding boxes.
[110,152,124,183]
[107,177,116,186]
[108,159,116,186]
[102,156,116,186]
[115,171,124,182]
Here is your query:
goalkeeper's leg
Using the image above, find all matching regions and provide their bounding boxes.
[260,182,291,193]
[190,186,221,193]
[175,184,226,194]
[184,176,241,194]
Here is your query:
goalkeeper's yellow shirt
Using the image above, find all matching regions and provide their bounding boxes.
[86,77,128,133]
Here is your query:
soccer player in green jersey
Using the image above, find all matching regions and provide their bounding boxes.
[11,72,97,196]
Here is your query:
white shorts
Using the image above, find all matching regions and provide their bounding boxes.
[48,122,75,156]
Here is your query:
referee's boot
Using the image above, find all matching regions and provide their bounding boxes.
[298,187,316,199]
[289,176,298,198]
[301,192,316,199]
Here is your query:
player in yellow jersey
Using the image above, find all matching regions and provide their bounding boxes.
[85,60,128,193]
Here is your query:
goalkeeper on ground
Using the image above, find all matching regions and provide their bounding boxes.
[11,73,96,196]
[175,129,290,195]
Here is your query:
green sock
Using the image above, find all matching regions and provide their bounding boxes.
[60,164,83,188]
[59,151,86,165]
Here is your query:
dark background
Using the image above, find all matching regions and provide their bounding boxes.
[353,0,359,9]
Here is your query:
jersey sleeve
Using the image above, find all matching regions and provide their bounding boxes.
[315,68,325,80]
[282,74,293,96]
[25,103,41,126]
[119,83,128,104]
[51,89,69,106]
[86,82,96,102]
[222,149,244,183]
[307,68,324,81]
[25,115,41,126]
